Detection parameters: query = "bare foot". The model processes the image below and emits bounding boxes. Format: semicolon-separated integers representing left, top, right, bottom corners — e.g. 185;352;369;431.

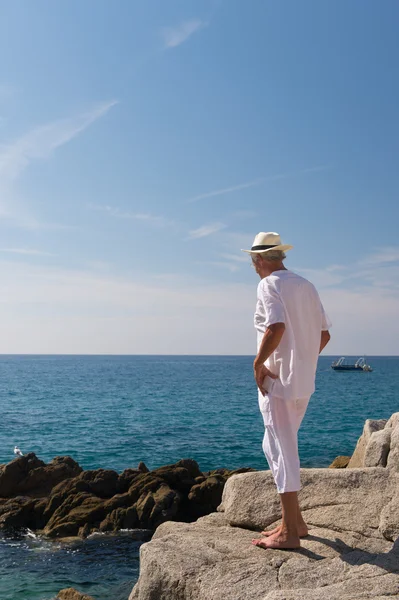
261;524;308;538
251;533;301;550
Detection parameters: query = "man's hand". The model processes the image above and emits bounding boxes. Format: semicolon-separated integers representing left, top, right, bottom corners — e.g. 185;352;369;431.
254;361;278;396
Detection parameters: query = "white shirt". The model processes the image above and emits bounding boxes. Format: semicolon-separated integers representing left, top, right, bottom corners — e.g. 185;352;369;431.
254;269;331;400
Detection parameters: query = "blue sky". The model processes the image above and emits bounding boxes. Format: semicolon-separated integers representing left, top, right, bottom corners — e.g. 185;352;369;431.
0;0;398;354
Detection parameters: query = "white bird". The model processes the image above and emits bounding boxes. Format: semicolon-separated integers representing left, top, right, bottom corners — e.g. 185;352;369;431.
14;446;23;457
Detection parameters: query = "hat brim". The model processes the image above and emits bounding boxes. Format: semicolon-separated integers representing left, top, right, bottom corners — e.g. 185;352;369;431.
241;244;293;255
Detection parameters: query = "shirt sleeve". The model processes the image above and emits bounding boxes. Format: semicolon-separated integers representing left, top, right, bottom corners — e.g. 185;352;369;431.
258;280;286;327
321;302;332;331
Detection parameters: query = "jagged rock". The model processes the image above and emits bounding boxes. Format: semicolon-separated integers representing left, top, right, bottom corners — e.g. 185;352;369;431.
174;458;203;479
79;469;119;498
387;419;399;472
364;429;392;467
130;467;399;600
117;469;142;493
138;462;149;473
57;588;95;600
329;455;350;468
44;493;106;538
0;454;256;539
347;419;387;468
0;454;82;497
188;475;226;518
385;412;399;429
0;454;45;496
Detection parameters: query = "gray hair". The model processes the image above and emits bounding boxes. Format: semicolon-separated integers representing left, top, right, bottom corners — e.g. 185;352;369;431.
254;250;286;262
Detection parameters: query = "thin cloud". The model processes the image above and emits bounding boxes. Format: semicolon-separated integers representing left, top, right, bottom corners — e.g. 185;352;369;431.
0;247;54;256
0;100;118;181
90;203;174;228
162;19;206;48
187;222;226;240
220;252;249;263
186;165;330;203
359;247;399;267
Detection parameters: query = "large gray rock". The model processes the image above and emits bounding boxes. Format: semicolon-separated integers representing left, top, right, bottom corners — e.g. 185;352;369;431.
347;419;387;468
364;428;392;467
130;468;399;600
385;412;399;430
387;419;399;472
219;468;395;538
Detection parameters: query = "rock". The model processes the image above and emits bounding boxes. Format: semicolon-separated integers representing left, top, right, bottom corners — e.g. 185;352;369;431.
44;493;106;538
385;412;399;429
130;467;399;600
0;454;82;497
174;458;203;479
0;454;45;496
129;513;399;600
188;475;226;518
387;418;399;472
117;469;142;493
0;454;258;539
219;468;396;538
138;462;149;473
56;588;95;600
328;455;350;468
79;469;119;498
379;473;399;541
347;419;387;468
364;429;392;467
0;496;36;530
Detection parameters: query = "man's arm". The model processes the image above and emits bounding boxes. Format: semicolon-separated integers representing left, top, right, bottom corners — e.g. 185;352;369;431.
254;323;285;395
320;330;331;354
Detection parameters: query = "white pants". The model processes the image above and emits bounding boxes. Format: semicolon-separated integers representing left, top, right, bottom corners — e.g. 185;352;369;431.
258;391;310;493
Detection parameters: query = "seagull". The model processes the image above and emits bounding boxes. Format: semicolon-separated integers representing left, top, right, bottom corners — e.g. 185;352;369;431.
14;446;23;457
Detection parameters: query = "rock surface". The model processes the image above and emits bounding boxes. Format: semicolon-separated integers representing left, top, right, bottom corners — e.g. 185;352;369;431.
347;419;387;468
328;455;350;468
331;411;399;470
130;467;399;600
0;454;255;538
131;412;399;600
56;588;95;600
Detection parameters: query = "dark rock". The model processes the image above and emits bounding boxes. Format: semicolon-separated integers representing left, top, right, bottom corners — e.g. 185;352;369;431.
78;523;91;539
0;454;45;497
0;454;82;498
151;465;195;494
44;493;106;538
0;453;256;539
100;505;139;532
43;478;92;522
56;588;95;600
329;455;351;468
128;474;165;503
0;496;36;530
79;469;119;498
117;469;142;493
135;483;181;529
188;475;226;518
137;462;149;473
174;458;202;479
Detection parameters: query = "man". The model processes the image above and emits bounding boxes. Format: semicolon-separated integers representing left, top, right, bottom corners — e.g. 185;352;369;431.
242;232;331;550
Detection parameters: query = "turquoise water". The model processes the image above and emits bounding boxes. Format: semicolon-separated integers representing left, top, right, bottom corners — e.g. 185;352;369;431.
0;355;398;599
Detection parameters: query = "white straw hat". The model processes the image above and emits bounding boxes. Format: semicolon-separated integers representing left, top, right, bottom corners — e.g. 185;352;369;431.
241;232;293;255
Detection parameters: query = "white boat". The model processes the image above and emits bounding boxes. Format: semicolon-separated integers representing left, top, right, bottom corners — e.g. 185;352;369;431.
331;357;373;372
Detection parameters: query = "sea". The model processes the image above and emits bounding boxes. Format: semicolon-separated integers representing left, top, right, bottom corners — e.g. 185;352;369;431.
0;354;398;600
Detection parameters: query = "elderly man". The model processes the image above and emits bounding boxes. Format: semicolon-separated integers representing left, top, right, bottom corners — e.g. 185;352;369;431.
242;232;331;550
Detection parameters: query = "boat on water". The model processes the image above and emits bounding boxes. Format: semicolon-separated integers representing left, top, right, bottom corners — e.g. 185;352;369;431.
331;357;373;372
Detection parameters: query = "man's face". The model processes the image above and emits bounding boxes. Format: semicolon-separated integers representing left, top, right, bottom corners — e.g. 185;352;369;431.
251;255;263;277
